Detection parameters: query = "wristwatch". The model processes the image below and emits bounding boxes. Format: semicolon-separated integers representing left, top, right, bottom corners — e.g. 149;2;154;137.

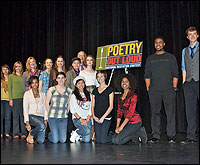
173;87;178;92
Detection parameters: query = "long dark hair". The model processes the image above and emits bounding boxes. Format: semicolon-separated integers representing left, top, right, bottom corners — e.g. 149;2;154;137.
73;79;91;101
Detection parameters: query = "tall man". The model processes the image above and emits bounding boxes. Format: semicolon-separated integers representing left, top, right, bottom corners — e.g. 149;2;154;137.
181;27;199;144
144;36;179;143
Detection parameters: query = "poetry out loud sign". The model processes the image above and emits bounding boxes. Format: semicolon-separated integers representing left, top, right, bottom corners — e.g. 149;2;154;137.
96;40;143;70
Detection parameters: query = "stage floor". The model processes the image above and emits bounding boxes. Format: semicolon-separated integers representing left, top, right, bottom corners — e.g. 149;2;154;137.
1;133;199;164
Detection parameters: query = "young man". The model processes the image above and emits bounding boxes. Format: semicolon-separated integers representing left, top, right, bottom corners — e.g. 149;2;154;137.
180;27;199;144
144;36;179;143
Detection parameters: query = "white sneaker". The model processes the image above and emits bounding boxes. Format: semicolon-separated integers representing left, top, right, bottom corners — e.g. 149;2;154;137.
75;134;81;141
70;130;79;143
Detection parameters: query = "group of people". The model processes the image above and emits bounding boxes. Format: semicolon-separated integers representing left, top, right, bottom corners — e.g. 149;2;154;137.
1;26;199;145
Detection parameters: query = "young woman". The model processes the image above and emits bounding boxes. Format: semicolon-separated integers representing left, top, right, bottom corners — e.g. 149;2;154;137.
79;55;99;93
112;74;147;145
69;76;92;143
79;55;99;140
39;58;53;94
1;64;12;138
22;57;40;92
23;76;48;144
49;55;66;87
8;61;26;139
45;72;72;143
91;71;114;143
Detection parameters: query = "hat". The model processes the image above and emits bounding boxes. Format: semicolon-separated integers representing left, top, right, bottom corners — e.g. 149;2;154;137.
71;57;81;64
73;76;86;85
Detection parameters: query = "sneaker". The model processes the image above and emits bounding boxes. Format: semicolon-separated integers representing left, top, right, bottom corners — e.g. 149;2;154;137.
168;137;176;144
75;134;81;142
138;126;148;143
13;136;19;139
5;134;11;138
21;135;26;139
148;137;159;143
70;130;79;143
180;138;197;144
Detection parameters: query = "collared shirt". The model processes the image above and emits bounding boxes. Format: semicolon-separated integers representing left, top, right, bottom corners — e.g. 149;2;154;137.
181;41;199;70
39;70;50;94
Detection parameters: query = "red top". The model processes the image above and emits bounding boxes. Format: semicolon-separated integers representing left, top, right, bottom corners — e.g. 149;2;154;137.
117;89;141;124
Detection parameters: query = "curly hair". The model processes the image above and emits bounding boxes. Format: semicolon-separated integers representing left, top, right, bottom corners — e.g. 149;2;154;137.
115;73;137;92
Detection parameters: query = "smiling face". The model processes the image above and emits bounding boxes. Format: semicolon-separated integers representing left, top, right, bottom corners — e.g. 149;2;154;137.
77;52;86;64
121;77;130;90
31;78;39;89
15;64;22;74
187;30;199;43
56;57;64;68
56;74;66;85
29;59;36;69
76;80;85;92
2;67;9;76
45;59;53;70
97;73;105;85
154;38;165;52
72;60;80;71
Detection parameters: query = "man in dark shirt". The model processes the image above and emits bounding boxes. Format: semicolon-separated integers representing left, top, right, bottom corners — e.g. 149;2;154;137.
144;36;179;143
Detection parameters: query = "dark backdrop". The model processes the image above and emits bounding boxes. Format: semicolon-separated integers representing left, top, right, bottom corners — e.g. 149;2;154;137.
1;1;199;133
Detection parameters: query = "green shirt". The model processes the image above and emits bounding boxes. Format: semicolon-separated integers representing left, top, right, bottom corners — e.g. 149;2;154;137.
8;74;24;100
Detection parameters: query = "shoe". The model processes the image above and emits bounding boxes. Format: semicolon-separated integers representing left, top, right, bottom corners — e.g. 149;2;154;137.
148;137;159;143
70;129;79;143
180;138;197;144
168;137;176;144
21;135;26;139
138;126;147;143
75;134;81;142
5;134;11;138
26;133;34;144
13;136;19;139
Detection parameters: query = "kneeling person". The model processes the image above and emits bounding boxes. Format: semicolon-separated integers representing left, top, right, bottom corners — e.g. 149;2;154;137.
69;76;92;143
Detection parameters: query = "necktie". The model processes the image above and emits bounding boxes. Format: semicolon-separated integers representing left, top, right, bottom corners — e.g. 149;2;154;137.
190;46;196;59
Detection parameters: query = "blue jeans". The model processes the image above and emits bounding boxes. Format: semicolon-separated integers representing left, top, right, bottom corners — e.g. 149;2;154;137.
48;117;68;143
12;98;27;136
73;118;92;143
1;100;12;135
94;119;112;143
112;122;142;145
29;115;46;144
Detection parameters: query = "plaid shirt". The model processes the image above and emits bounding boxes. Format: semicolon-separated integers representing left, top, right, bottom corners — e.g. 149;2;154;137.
39;70;50;94
48;86;72;118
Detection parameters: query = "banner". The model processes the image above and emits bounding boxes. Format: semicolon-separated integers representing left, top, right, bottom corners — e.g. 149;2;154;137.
96;40;143;70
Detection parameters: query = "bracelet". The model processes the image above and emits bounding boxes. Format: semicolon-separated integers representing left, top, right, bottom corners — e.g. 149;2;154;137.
78;117;81;120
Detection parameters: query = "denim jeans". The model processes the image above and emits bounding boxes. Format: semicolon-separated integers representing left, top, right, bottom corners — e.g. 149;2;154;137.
29;115;46;144
48;117;68;143
112;122;142;145
1;100;12;135
13;98;27;136
94;119;112;143
73;118;92;143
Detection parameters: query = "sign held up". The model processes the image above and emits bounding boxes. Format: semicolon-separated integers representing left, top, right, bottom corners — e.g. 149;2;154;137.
96;40;143;70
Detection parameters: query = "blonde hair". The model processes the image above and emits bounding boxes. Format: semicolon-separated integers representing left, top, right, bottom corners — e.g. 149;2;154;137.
12;61;23;76
26;56;37;71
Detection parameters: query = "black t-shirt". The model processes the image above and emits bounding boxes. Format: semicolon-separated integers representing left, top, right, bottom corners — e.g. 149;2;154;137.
144;52;179;90
92;86;113;119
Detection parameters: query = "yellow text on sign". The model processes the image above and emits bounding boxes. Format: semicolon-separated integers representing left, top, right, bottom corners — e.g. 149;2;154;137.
107;42;142;56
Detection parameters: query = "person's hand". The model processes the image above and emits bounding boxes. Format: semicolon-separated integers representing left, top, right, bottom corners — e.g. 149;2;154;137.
9;100;13;107
99;117;105;123
26;123;31;132
80;119;87;126
44;120;48;129
93;116;100;123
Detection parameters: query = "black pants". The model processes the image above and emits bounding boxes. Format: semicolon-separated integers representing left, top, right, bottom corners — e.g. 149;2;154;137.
148;88;176;139
183;79;199;141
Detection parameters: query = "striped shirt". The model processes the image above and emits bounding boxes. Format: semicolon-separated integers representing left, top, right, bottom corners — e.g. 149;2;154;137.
39;70;50;94
48;86;72;118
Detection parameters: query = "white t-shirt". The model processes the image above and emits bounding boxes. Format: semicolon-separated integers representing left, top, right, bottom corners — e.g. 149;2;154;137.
69;92;92;120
